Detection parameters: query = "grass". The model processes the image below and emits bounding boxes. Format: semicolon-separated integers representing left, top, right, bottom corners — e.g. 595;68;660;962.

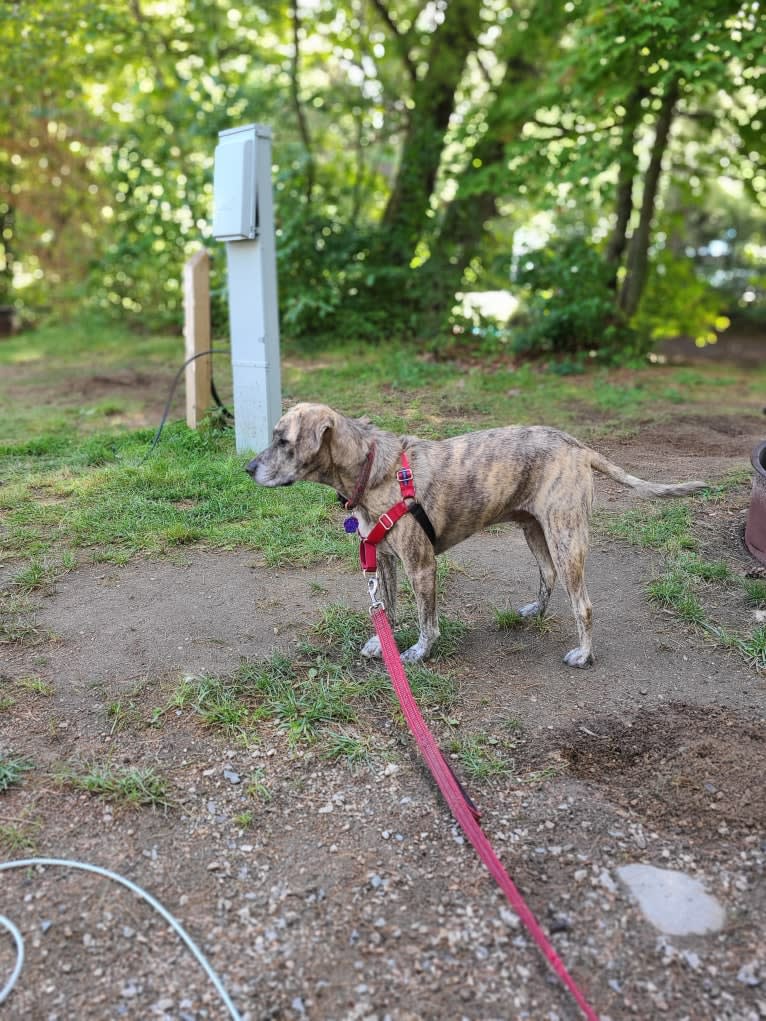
449;734;515;781
166;621;459;752
2;316;763;577
598;502;697;551
57;762;171;808
606;488;766;673
743;578;766;608
15;675;54;696
494;608;525;630
0;819;40;855
245;767;271;801
0;755;33;793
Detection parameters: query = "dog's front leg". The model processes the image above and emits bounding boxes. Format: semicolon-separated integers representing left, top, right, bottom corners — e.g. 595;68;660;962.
401;557;440;663
360;551;397;660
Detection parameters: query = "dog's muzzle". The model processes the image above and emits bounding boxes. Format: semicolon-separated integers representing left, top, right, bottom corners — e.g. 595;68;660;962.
244;456;293;486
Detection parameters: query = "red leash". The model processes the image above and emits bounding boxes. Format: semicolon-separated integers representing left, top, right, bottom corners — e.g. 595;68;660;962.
369;600;600;1021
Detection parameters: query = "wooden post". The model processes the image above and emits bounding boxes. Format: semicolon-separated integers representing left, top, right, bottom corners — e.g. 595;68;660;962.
183;249;212;429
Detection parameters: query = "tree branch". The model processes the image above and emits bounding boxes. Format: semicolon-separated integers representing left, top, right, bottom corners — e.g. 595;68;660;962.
368;0;417;81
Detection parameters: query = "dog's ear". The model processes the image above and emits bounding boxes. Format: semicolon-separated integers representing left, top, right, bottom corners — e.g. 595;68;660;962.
310;409;336;452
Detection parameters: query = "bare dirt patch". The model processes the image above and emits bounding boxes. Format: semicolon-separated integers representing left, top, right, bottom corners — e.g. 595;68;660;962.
559;704;766;836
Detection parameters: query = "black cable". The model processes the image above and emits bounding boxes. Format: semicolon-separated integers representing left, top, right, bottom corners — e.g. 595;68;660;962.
141;348;230;462
211;376;234;420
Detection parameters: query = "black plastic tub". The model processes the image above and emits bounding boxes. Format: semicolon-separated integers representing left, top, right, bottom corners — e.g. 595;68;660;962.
745;441;766;567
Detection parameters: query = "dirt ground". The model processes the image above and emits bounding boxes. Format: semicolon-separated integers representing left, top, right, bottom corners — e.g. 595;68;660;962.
1;347;766;1021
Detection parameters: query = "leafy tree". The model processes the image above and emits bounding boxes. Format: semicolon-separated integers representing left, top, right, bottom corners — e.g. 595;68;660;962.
2;0;764;355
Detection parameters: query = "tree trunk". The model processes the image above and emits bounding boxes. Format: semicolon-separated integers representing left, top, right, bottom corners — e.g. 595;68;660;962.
618;78;680;318
413;3;568;328
376;0;483;266
605;86;646;284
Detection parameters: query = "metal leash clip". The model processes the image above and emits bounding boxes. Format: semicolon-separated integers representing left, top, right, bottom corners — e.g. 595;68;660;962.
366;574;385;613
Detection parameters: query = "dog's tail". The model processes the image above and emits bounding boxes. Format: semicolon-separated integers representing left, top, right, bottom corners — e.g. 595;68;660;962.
589;452;706;498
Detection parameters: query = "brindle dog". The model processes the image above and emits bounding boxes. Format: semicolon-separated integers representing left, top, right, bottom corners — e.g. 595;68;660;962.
246;403;705;667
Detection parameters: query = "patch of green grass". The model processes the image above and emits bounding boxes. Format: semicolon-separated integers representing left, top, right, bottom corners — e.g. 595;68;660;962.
0;820;40;855
743;578;766;608
57;762;171;808
170;673;254;739
247;655;358;745
245;768;271;801
394;614;469;660
15;675;54;696
0;755;33;793
648;569;707;625
602;487;765;674
599;503;696;551
322;732;376;766
449;732;516;781
106;700;141;734
234;810;255;828
704;624;766;672
313;605;371;663
494;608;525;630
0;590;46;645
397;663;457;709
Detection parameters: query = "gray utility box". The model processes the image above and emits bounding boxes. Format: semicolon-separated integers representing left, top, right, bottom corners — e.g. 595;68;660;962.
212;124;282;454
212;126;258;241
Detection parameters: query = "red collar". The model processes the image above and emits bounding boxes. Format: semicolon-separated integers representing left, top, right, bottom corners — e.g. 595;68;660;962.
342;442;376;510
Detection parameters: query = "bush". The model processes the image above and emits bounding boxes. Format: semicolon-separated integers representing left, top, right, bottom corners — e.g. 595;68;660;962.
511;236;641;364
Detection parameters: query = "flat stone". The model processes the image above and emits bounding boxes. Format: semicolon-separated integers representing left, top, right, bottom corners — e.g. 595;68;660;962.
616;863;725;936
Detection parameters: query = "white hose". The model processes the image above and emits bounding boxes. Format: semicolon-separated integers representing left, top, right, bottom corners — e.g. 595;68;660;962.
0;858;242;1019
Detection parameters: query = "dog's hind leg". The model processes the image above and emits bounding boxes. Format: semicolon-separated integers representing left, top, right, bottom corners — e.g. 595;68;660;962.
542;513;594;668
361;552;397;660
518;518;556;618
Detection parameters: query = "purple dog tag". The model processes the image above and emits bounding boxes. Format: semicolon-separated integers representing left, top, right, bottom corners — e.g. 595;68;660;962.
344;516;359;534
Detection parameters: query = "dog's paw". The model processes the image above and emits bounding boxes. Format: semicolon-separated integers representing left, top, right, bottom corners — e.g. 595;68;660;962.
563;646;594;668
518;601;542;618
401;643;428;664
361;635;383;659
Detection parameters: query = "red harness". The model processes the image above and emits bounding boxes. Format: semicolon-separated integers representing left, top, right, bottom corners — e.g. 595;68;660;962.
359;452;418;573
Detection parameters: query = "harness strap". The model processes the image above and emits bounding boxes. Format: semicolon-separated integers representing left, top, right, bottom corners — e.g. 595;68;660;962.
359;451;436;572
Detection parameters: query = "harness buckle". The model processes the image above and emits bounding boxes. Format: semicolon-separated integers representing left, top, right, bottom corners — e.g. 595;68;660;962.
379;512;395;531
396;467;413;485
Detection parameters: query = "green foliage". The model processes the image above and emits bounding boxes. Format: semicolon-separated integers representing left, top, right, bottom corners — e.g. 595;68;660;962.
511;237;642;362
57;762;171;808
0;755;33;793
2;1;762;340
633;249;730;348
743;579;766;608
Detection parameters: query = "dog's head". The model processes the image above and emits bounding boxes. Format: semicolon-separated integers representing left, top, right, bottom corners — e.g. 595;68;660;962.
245;403;338;487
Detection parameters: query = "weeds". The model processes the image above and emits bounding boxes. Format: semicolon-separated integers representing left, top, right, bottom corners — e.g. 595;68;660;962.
0;819;40;855
323;732;376;766
449;732;517;781
57;763;171;808
245;768;271;801
0;755;33;793
15;675;54;696
494;609;525;630
743;578;766;608
605;495;765;673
